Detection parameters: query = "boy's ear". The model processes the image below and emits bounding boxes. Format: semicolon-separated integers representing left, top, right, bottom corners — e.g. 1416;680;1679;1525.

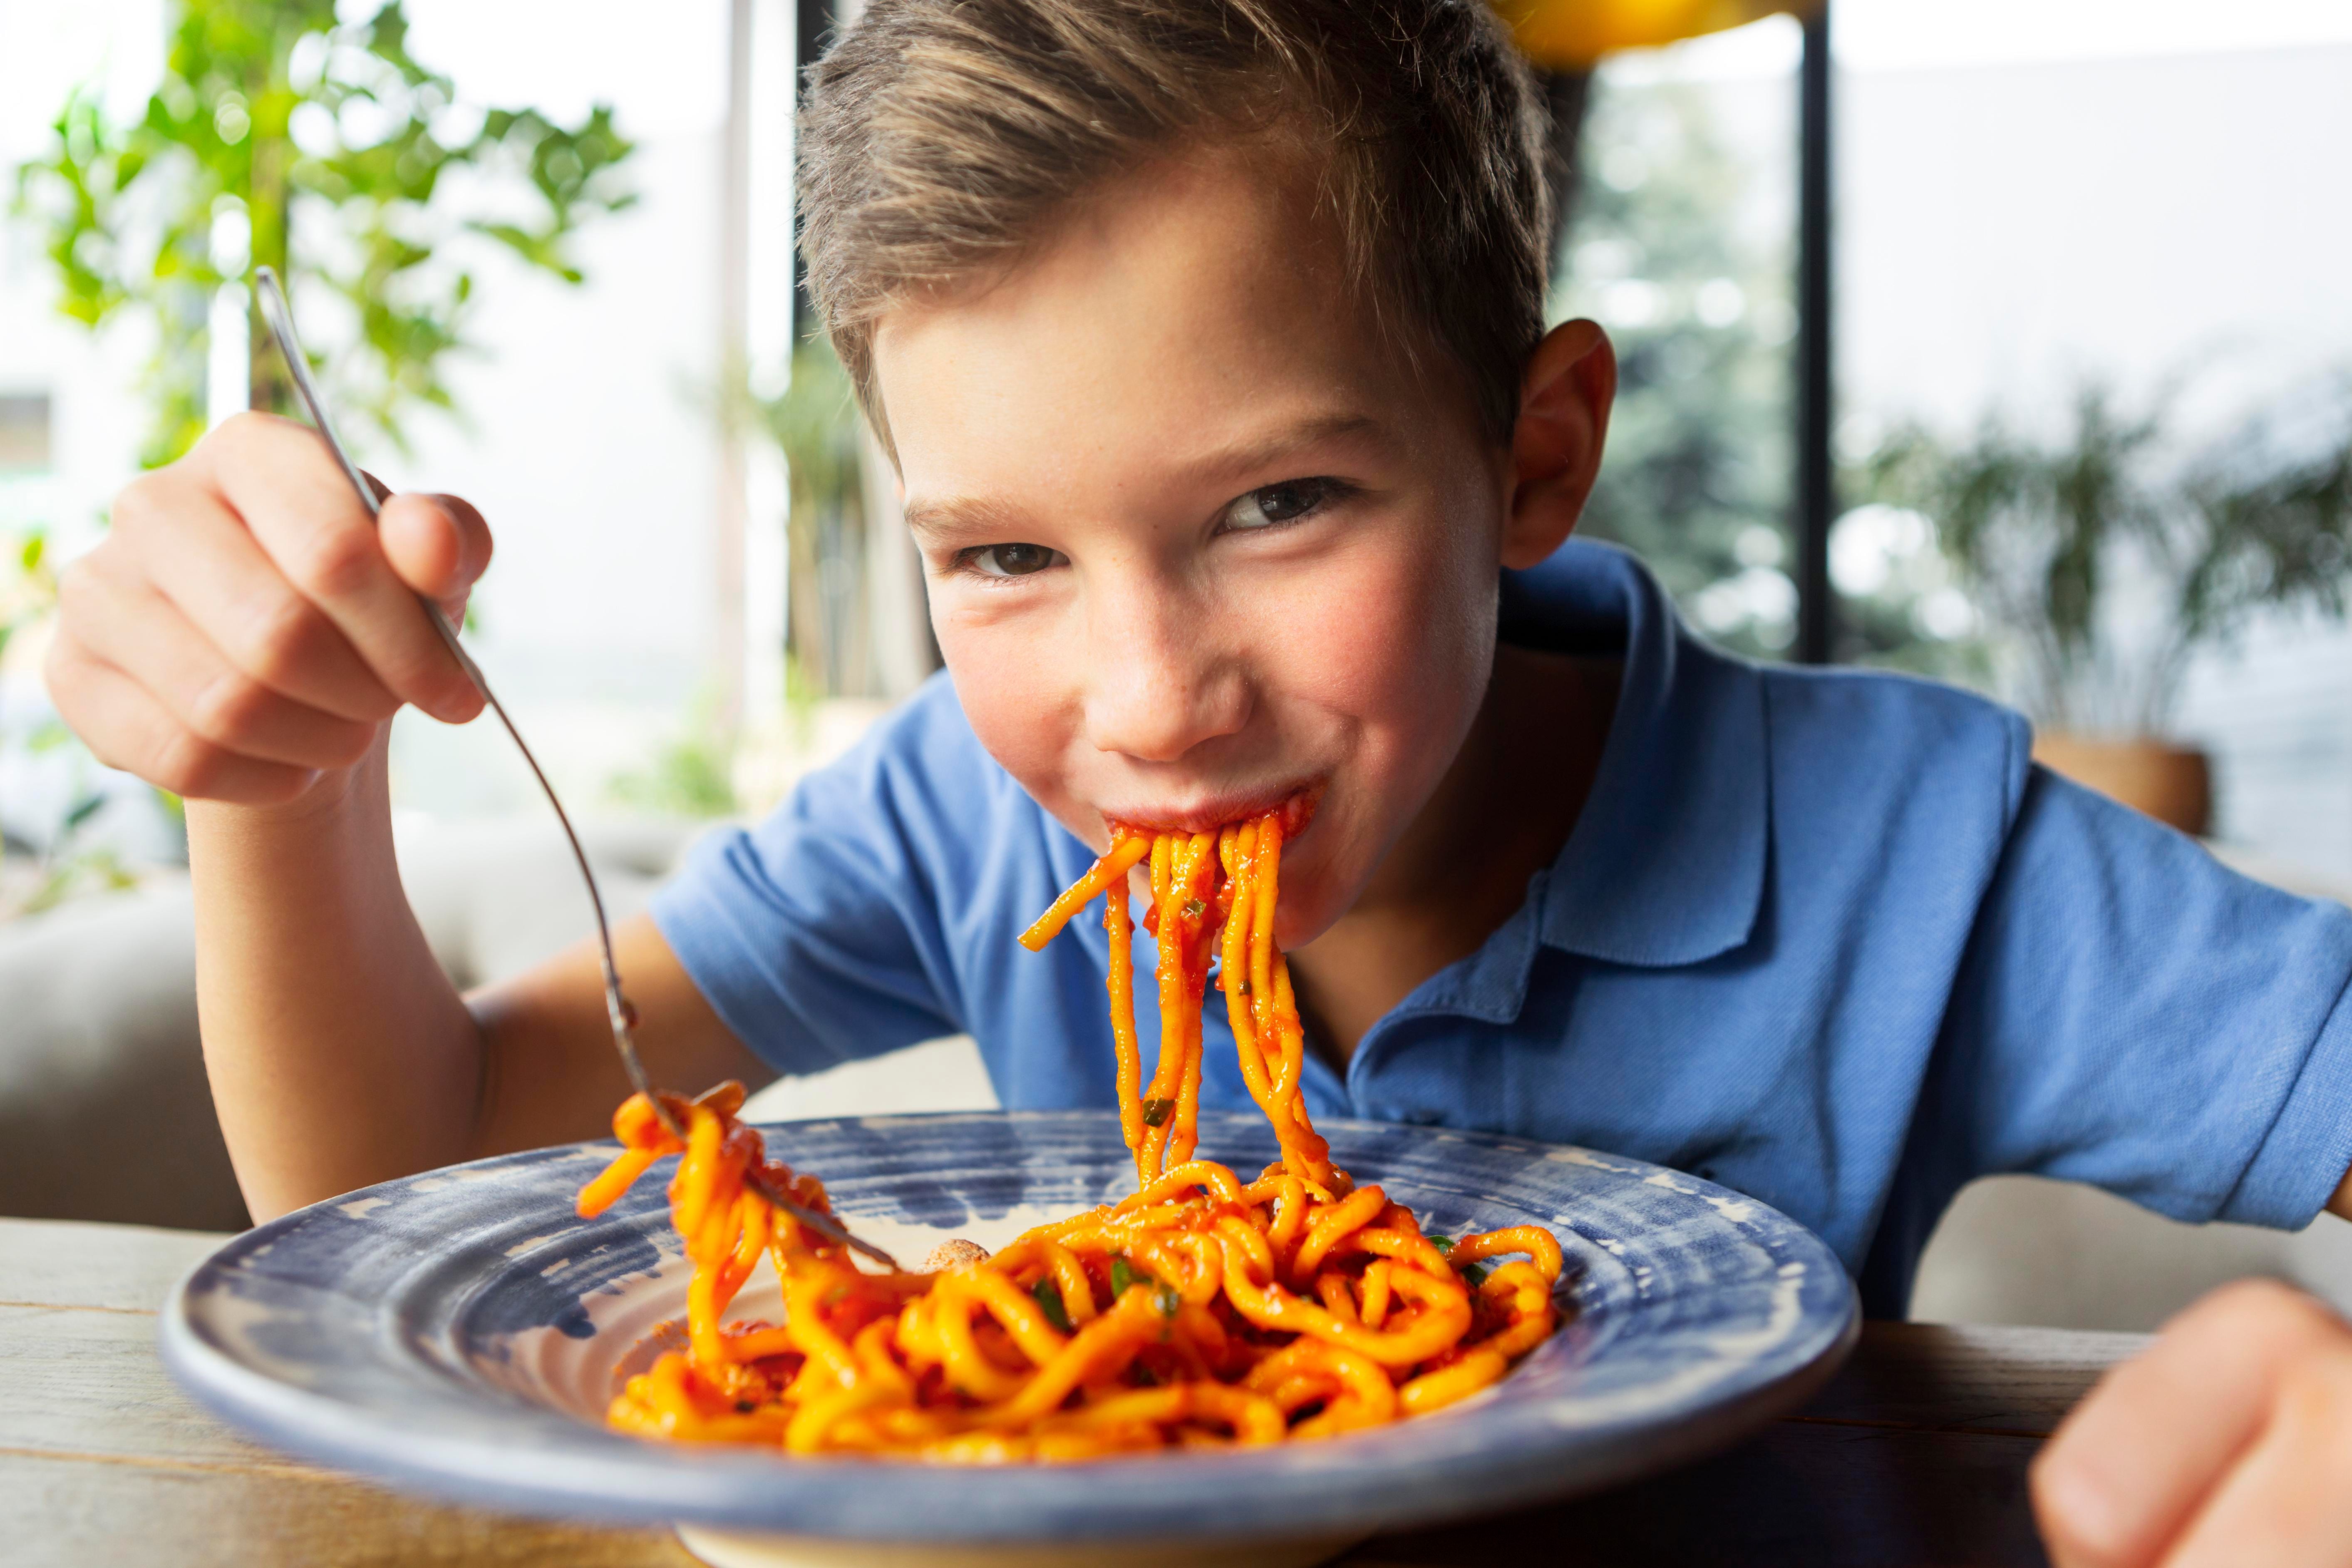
1503;319;1617;570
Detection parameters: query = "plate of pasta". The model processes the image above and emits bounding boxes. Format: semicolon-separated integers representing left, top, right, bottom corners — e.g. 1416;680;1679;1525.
161;810;1855;1565
161;1107;1854;1564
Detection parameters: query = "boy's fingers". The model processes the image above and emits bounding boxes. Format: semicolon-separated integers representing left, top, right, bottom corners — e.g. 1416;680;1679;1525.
58;553;379;772
2163;1345;2352;1568
2033;1280;2345;1568
109;474;398;726
194;415;477;723
374;492;486;725
378;491;494;622
44;633;320;806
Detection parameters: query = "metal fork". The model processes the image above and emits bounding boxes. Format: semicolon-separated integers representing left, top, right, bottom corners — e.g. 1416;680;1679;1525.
251;266;899;1271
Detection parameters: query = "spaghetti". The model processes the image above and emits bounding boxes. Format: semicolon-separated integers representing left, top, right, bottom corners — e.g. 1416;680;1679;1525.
579;804;1563;1460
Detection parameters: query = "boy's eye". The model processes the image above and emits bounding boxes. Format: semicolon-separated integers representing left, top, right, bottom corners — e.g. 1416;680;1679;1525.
963;542;1063;578
1223;477;1342;533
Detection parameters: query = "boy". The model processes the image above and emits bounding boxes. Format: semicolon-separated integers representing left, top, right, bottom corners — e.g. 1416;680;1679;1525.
42;0;2352;1558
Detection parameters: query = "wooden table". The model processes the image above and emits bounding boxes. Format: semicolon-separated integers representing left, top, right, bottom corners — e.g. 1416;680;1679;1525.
5;1217;2141;1568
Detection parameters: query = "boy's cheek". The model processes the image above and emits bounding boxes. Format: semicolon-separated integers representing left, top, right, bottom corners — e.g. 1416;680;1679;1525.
934;607;1131;850
1265;521;1494;723
938;622;1077;793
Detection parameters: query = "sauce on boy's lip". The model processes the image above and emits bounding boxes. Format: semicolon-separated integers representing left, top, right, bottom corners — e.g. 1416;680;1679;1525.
1102;779;1325;840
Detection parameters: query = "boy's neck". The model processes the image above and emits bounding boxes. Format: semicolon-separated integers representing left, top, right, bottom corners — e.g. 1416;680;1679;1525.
1286;642;1621;1069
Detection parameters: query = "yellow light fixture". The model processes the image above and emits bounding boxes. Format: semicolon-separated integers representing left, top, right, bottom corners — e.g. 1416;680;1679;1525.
1493;0;1822;69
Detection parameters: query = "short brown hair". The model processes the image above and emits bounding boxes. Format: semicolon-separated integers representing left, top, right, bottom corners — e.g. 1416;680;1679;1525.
798;0;1550;447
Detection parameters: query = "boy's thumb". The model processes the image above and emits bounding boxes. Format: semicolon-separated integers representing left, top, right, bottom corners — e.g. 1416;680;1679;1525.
380;491;495;621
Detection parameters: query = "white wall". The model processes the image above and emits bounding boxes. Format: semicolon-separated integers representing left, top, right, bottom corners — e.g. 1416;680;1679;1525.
1838;44;2352;448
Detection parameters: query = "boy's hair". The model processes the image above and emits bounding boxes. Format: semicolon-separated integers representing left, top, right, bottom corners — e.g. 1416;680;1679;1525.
799;0;1551;449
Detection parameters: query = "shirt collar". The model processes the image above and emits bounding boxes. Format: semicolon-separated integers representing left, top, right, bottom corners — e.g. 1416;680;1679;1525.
1502;540;1769;969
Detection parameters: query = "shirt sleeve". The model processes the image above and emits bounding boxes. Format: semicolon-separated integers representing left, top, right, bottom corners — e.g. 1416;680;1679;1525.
646;686;976;1078
1937;763;2352;1229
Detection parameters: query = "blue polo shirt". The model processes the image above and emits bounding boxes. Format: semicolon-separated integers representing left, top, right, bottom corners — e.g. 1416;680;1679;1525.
650;540;2352;1315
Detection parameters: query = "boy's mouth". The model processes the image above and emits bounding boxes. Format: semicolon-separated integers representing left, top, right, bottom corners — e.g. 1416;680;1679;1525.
1104;778;1325;840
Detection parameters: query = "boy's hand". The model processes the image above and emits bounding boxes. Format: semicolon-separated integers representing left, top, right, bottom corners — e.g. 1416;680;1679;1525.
45;412;490;807
2033;1278;2352;1567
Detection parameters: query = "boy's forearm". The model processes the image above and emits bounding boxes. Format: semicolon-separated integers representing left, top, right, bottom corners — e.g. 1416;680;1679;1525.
186;734;486;1221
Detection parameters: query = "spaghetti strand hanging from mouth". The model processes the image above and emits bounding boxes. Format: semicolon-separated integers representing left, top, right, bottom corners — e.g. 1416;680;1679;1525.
576;799;1562;1461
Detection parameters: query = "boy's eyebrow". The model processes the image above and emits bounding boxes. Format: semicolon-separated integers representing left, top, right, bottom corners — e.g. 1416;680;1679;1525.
903;494;1034;546
1176;412;1386;489
901;412;1389;545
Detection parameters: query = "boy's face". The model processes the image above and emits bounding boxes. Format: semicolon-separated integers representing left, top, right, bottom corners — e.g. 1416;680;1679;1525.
872;145;1521;946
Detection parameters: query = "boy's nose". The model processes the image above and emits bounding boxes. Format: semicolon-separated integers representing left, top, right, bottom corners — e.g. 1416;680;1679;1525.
1081;587;1251;764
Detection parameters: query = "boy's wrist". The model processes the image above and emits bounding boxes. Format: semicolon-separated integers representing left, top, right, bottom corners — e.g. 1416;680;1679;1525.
183;725;392;841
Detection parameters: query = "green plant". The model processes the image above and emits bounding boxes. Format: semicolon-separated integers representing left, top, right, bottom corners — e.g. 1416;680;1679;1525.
12;0;635;466
1865;382;2352;733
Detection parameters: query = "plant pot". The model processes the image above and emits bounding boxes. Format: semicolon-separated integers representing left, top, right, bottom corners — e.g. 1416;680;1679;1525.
2030;732;2212;836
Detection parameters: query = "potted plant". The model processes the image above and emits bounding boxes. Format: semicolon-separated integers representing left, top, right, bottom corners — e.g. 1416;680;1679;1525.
1864;381;2352;834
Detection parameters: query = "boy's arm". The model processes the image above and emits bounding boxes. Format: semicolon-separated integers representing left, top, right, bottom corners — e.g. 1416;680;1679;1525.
50;414;767;1221
186;754;760;1221
1926;763;2352;1237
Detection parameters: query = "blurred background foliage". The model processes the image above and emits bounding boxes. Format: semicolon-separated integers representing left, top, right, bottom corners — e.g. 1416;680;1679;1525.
1864;381;2352;734
1555;79;1803;663
11;0;635;466
1556;72;1989;684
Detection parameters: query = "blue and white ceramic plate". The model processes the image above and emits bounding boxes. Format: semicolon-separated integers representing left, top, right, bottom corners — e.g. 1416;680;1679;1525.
162;1111;1856;1550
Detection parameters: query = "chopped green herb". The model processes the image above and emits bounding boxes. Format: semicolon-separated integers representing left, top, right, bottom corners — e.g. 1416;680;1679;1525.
1424;1231;1456;1255
1154;1283;1181;1318
1110;1255;1144;1297
1031;1277;1072;1332
1461;1262;1491;1288
1182;897;1205;919
1141;1097;1174;1128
